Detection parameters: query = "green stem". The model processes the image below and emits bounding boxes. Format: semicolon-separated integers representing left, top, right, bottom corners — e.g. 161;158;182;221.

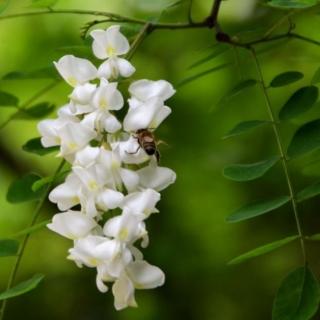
0;160;65;320
250;47;307;263
0;81;60;131
126;22;152;60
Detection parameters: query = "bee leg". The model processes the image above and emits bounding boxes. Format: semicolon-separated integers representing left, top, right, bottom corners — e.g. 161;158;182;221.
157;140;169;147
125;146;141;155
155;150;161;163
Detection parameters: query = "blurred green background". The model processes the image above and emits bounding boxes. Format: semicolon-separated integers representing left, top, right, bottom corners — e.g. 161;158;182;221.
1;0;320;319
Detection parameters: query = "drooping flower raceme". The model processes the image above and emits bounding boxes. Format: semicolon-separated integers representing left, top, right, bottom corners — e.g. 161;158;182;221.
39;25;176;310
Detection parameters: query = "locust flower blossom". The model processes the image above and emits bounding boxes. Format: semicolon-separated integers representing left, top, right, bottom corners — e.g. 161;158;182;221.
38;25;176;310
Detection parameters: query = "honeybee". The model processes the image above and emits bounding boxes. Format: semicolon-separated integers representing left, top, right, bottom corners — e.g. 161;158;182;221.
128;129;160;163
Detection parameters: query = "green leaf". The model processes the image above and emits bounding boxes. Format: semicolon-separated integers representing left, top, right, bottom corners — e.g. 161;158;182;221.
228;235;298;265
15;102;55;119
270;71;304;87
279;86;318;121
6;173;45;203
0;274;45;301
178;63;231;87
3;67;58;80
22;137;59;156
226;195;290;223
219;79;258;103
0;91;19;107
223;120;269;139
267;0;318;9
32;170;68;192
0;239;19;257
12;220;50;238
188;44;229;70
306;233;320;241
272;266;320;320
311;67;320;85
296;181;320;202
223;156;279;182
287;120;320;158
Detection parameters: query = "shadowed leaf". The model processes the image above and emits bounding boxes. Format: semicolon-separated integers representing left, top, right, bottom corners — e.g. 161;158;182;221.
0;91;19;107
0;274;45;300
3;67;58;80
0;239;19;257
22;137;59;156
272;266;320;320
279;86;318;120
311;67;320;84
223;156;279;181
178;63;231;87
226;196;290;223
223;120;269;139
188;44;229;70
228;235;298;265
15;102;55;119
296;181;320;202
12;221;50;238
287;120;320;158
270;71;304;87
32;170;69;192
6;173;45;203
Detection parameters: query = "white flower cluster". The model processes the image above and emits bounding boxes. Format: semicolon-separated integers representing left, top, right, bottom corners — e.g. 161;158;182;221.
38;25;176;310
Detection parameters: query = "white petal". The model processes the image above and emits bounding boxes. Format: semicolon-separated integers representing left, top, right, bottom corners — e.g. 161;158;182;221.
74;146;100;167
129;79;175;102
151;105;172;128
54;55;97;87
137;165;176;191
48;174;80;210
122;189;160;217
97;59;114;79
126;261;165;289
37;119;60;147
47;210;96;240
69;83;96;104
96;189;124;211
117;58;136;78
123;98;163;132
106;25;130;56
112;273;137;310
103;113;122;133
120;168;139;192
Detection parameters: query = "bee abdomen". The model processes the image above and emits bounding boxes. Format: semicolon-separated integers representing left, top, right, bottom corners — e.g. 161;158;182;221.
144;143;156;155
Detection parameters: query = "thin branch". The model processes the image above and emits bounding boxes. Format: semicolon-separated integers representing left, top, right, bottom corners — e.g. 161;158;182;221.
0;160;66;320
250;47;307;264
0;9;208;30
207;0;222;28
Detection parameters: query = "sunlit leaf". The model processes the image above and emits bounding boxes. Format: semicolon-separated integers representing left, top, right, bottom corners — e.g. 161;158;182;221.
0;274;45;300
226;196;290;223
228;235;298;265
267;0;318;9
296;181;320;202
279;86;318;121
272;266;320;320
287;120;320;158
12;220;50;238
311;67;320;85
0;239;19;257
223;120;269;139
22;137;59;156
219;79;258;103
15;102;55;119
223;156;279;182
188;44;229;70
6;173;45;203
0;91;19;107
3;67;58;80
178;63;231;87
270;71;304;87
